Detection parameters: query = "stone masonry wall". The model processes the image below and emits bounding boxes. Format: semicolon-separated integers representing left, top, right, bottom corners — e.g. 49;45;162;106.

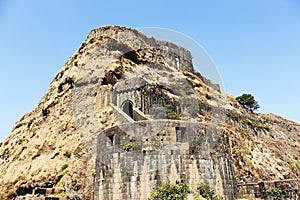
94;120;237;200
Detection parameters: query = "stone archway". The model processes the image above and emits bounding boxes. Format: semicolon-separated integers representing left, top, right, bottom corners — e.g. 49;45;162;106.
122;100;133;119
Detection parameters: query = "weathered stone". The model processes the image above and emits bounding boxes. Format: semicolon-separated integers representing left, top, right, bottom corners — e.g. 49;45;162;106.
94;120;237;199
0;25;299;200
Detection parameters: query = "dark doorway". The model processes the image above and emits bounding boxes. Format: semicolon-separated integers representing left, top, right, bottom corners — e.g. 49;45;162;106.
122;101;133;119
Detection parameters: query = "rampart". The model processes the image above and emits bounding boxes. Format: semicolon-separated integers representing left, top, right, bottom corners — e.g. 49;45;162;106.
94;120;237;200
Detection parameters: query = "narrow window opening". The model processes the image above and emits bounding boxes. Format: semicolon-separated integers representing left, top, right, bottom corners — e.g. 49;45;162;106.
108;135;114;145
176;127;187;142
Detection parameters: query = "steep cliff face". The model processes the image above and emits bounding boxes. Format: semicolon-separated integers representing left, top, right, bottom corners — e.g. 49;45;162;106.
0;26;299;199
224;95;300;183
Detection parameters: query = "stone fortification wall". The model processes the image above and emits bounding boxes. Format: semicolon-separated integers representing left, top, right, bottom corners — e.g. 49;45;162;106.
94;120;237;200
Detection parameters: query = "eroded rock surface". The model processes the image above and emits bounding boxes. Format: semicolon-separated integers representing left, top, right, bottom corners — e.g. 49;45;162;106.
0;26;299;199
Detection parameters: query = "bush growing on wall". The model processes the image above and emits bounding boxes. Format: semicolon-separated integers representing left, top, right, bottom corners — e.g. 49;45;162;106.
122;141;135;151
196;183;223;200
268;188;282;200
149;181;189;200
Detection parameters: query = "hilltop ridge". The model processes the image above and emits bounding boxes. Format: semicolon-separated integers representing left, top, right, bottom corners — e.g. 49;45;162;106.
0;26;299;199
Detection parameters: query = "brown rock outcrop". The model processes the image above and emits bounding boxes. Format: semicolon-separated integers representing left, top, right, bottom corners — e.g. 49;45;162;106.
0;26;299;199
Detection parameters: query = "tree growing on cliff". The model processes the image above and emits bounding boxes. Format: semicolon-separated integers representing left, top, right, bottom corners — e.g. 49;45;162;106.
236;93;260;112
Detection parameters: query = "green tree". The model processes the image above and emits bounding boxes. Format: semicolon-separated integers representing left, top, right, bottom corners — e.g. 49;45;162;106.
149;181;189;200
236;93;260;112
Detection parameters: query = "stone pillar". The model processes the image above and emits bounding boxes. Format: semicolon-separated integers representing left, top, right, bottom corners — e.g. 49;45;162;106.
141;91;145;113
116;92;120;106
108;85;112;105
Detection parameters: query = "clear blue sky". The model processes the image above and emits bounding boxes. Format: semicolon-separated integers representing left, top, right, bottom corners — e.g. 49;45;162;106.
0;0;299;141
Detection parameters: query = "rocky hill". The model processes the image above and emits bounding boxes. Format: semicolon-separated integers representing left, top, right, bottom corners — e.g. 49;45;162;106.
0;26;299;199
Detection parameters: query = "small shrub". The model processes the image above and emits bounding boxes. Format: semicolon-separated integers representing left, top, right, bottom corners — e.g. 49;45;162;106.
61;164;69;172
197;183;215;199
291;160;300;171
7;190;16;198
122;142;135;152
17;138;24;145
29;131;36;138
53;192;67;197
212;196;223;200
150;180;189;200
193;195;204;200
256;123;270;131
62;169;69;176
268;188;282;200
198;100;205;113
196;183;223;200
166;109;181;120
226;111;241;121
91;170;97;177
63;150;72;158
242;118;270;131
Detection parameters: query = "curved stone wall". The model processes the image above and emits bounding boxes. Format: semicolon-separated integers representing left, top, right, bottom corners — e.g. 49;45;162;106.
94;120;237;200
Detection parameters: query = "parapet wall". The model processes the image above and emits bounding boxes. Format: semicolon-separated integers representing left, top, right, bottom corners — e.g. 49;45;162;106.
94;120;237;200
